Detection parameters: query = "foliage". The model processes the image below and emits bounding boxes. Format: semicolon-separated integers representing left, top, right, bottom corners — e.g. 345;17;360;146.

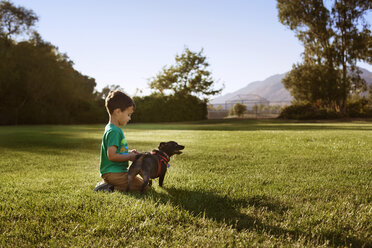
368;84;372;107
207;104;223;111
277;0;371;113
95;84;125;100
282;63;341;109
149;48;223;99
1;122;371;247
279;102;341;119
0;0;38;41
229;103;247;117
346;97;372;117
0;2;211;124
279;100;372;119
0;35;107;125
0;1;108;125
132;93;207;122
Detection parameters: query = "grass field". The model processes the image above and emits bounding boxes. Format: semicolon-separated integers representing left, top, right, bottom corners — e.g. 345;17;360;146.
0;119;371;247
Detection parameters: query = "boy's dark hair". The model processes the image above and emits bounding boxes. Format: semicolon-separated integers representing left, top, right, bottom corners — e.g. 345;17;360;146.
105;90;135;114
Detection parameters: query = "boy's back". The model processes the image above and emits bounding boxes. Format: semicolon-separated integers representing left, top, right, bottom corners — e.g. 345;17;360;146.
100;123;129;175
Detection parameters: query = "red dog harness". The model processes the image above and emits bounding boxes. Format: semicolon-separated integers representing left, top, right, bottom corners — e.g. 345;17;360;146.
152;150;170;177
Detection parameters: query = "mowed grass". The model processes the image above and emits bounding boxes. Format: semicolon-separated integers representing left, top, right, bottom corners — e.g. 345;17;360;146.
0;119;371;247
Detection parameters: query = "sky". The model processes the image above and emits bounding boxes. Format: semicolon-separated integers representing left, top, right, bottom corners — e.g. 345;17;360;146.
13;0;372;97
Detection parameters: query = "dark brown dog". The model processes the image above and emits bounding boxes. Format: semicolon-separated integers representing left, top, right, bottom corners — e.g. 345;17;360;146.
126;141;184;193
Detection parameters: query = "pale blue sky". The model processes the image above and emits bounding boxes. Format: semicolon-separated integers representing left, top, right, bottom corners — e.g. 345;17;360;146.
14;0;372;97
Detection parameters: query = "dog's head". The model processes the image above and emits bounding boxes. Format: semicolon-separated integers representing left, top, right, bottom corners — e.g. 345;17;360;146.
158;141;185;157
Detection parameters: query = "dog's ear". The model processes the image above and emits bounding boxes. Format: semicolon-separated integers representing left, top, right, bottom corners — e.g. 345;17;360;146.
158;142;166;149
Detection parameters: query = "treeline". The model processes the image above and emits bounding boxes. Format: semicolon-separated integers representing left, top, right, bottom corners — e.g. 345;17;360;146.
0;36;108;125
0;1;214;125
133;94;207;122
0;1;108;125
0;35;209;125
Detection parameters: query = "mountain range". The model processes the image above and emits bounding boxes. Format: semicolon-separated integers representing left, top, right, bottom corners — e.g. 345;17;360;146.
210;67;372;105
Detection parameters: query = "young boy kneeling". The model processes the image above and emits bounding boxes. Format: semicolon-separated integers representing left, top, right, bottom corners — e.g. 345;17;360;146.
96;90;149;193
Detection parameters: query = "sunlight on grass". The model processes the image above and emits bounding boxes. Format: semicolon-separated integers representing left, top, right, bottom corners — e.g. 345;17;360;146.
0;120;371;247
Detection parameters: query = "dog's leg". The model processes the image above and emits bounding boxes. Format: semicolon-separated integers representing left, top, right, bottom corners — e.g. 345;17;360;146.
127;157;144;192
159;172;166;187
126;166;139;192
141;173;150;194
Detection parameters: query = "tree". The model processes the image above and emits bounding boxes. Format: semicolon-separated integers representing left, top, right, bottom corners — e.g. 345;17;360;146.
0;1;106;125
277;0;371;113
0;0;38;41
96;84;125;100
332;0;371;111
282;63;341;109
149;48;223;99
230;103;247;117
368;84;372;107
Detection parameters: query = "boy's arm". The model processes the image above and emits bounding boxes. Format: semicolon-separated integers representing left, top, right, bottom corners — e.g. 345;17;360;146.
107;145;136;162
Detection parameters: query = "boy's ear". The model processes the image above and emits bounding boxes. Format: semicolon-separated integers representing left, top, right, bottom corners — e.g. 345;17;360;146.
112;108;121;115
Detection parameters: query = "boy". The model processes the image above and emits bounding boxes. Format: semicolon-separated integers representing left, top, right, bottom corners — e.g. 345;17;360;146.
95;90;148;193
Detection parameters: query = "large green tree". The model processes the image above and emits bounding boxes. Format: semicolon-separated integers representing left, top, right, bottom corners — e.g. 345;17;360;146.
0;1;106;124
277;0;371;113
282;63;341;109
0;35;101;124
149;48;223;99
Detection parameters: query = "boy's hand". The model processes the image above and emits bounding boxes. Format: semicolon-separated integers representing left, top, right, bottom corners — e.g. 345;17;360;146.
129;152;138;161
130;149;139;154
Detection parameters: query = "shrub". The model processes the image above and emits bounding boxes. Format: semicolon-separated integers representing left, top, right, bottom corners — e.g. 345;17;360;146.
132;94;207;122
346;98;372;118
279;103;341;120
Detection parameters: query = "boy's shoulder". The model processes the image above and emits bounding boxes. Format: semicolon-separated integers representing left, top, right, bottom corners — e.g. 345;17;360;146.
105;123;119;131
104;124;123;136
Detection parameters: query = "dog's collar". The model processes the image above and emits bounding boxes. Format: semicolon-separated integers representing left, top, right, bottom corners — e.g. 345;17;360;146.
152;150;170;177
152;150;170;162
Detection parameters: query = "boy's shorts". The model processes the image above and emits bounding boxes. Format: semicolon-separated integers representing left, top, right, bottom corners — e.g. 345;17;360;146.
102;172;149;192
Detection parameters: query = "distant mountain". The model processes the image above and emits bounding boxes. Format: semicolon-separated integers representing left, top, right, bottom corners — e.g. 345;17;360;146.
361;67;372;85
210;73;290;104
210;67;372;105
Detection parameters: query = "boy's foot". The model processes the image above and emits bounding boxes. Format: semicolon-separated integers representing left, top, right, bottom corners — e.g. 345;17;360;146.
93;181;114;192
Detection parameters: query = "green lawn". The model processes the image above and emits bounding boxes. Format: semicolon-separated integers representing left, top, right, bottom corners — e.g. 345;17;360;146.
0;120;371;247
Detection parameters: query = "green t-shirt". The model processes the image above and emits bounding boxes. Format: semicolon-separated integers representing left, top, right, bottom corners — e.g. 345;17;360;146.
100;123;129;175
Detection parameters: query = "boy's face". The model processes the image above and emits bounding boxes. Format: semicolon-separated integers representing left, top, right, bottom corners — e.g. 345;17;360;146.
118;106;134;126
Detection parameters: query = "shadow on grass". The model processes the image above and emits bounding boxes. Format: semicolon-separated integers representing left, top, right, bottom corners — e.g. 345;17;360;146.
157;187;289;230
129;186;365;247
0;125;167;154
0;129;100;154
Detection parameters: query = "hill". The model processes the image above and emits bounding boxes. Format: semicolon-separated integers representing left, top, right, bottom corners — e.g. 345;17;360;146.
211;67;372;105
